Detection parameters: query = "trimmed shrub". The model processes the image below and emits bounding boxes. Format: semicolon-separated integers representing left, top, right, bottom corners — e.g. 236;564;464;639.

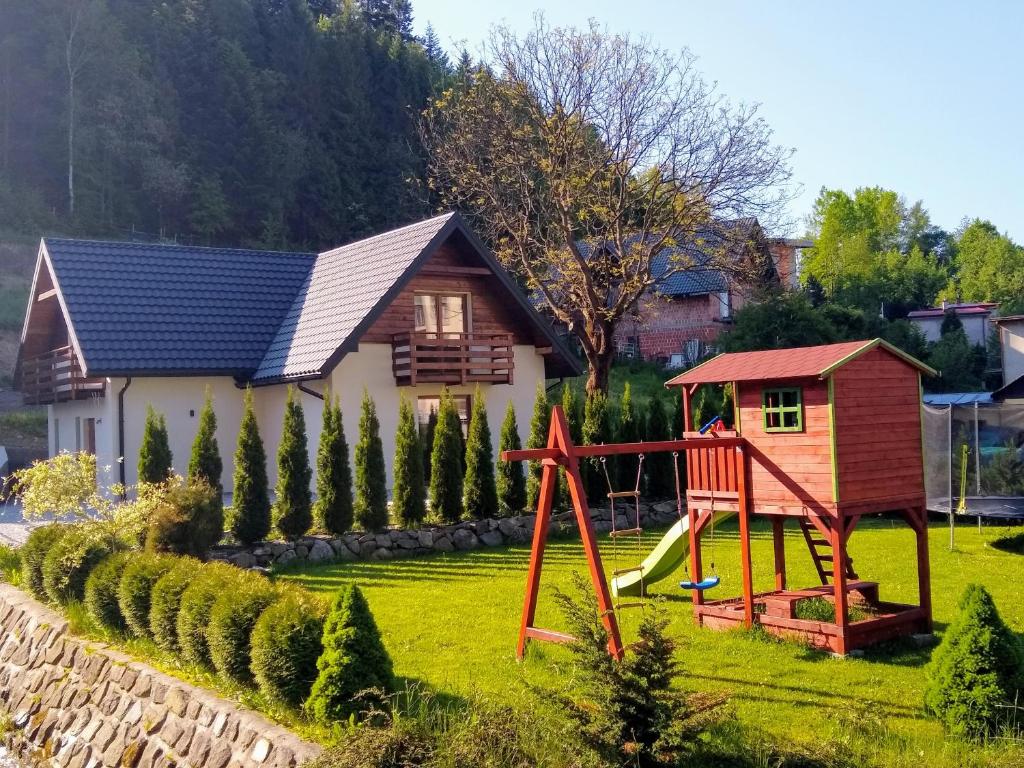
615;382;640;489
208;570;278;685
392;395;425;528
644;394;675;498
146;480;223;558
118;552;178;638
21;523;70;600
420;405;437;486
177;561;239;667
464;388;497;520
84;552;132;631
232;386;271;545
924;584;1024;740
316;395;354;536
306;584;395;723
581;390;611;503
138;405;173;484
150;557;201;653
275;386;313;540
354;389;388;532
187;388;223;496
251;590;328;708
429;388;464;523
526;381;549;509
497;400;526;516
42;527;117;605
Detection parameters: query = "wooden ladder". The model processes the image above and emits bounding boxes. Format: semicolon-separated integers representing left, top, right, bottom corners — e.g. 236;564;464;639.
798;519;857;585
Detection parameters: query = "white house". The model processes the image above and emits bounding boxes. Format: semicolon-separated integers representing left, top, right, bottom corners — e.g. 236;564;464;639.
992;315;1024;402
906;301;998;347
14;213;580;493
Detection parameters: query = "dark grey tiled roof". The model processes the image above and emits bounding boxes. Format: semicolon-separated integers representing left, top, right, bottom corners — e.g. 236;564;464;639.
44;239;315;374
252;213;455;381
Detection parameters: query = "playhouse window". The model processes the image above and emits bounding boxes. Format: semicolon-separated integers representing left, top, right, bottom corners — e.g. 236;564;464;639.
762;387;803;432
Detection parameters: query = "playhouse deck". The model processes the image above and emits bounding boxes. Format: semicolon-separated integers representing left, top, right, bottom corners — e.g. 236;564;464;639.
694;581;931;653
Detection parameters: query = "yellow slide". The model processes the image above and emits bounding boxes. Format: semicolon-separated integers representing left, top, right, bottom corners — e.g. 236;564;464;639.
610;511;736;597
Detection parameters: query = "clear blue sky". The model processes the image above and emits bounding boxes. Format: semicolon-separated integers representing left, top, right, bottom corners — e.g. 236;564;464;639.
412;1;1023;240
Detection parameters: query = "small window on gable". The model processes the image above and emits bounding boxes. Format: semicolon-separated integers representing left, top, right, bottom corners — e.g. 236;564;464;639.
762;387;803;432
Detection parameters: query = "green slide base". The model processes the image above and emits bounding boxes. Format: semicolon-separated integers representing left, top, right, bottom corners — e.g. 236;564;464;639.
610;511;737;598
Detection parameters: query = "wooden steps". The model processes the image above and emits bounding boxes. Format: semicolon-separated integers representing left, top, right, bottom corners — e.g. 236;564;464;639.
798;519;857;585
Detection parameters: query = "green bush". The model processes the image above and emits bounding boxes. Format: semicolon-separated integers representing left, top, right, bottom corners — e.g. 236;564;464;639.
118;552;178;638
187;388;223;495
615;383;640;489
41;527;117;605
274;385;313;540
497;400;526;517
84;552;132;631
316;394;354;536
354;389;388;532
251;590;328;708
232;386;271;545
207;570;278;685
21;523;70;600
150;557;201;653
307;584;395;723
429;388;464;524
138;405;173;484
0;544;20;585
391;394;425;528
525;381;549;509
924;583;1024;740
463;388;497;520
643;394;675;498
146;480;223;558
581;390;611;503
177;561;239;667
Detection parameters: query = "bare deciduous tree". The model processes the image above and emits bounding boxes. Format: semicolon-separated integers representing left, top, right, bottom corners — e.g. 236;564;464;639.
423;16;794;393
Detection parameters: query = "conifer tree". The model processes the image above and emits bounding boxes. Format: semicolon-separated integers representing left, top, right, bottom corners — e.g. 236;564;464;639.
316;394;354;535
392;395;425;527
497;400;526;516
671;390;686;438
582;390;611;503
138;405;173;484
526;381;549;509
275;386;313;540
420;406;437;485
429;388;464;523
233;386;271;545
644;394;677;498
558;383;583;509
464;388;497;519
615;383;640;489
188;389;222;498
354;389;388;531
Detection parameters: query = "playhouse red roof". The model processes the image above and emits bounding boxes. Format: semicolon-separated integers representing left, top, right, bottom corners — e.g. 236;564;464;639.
665;339;935;387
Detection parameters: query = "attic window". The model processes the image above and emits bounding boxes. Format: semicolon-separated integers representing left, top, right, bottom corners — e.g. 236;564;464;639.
762;387;803;432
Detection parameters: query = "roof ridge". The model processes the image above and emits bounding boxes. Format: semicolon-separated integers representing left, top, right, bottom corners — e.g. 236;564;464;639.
318;212;456;257
43;237;316;258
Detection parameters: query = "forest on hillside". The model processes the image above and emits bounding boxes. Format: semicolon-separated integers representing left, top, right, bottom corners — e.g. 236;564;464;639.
0;0;457;250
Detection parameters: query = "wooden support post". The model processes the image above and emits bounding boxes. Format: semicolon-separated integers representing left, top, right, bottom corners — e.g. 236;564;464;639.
517;455;557;660
687;503;705;608
914;506;933;632
772;518;786;591
681;387;692;434
735;444;754;627
831;517;850;654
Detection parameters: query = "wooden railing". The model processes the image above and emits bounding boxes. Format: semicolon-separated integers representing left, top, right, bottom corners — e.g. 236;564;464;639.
392;332;514;386
18;346;104;405
683;432;746;511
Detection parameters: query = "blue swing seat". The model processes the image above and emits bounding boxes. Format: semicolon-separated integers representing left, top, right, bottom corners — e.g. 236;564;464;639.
679;575;720;591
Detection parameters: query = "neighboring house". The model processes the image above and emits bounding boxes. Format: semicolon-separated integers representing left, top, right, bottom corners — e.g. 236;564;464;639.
992;314;1024;402
907;301;998;347
610;222;809;367
14;213;580;493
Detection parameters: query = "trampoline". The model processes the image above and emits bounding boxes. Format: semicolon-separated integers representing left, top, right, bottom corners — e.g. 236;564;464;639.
928;496;1024;521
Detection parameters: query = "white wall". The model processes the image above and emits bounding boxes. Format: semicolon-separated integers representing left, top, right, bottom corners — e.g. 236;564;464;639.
1000;320;1024;387
913;314;991;347
50;385;118;488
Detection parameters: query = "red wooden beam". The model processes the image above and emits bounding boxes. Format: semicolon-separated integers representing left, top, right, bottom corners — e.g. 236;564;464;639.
735;444;755;628
502;437;745;463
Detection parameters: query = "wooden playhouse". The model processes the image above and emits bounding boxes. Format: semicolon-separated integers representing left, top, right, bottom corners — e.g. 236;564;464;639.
665;338;936;654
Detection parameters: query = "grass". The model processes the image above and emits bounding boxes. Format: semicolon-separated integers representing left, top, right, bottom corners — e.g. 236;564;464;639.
280;517;1024;767
0;279;29;333
0;408;47;439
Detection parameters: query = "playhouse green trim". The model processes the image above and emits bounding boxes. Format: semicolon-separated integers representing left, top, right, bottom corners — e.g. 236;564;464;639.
762;387;803;433
827;376;840;503
733;381;742;433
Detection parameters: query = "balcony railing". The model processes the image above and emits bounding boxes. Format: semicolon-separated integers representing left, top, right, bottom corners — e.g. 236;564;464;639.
18;345;105;405
392;332;514;386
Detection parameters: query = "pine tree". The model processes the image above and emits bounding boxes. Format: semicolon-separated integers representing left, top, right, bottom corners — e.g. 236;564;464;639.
615;383;640;490
924;584;1024;740
233;386;271;545
275;386;313;540
497;401;526;516
138;405;172;484
420;406;437;485
187;389;222;497
392;395;425;527
429;388;464;523
526;381;549;509
354;389;388;531
582;390;611;503
316;394;354;535
644;394;677;498
464;388;497;519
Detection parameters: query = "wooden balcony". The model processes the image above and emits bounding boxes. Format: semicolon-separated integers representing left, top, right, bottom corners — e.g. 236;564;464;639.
392;332;514;386
18;345;104;405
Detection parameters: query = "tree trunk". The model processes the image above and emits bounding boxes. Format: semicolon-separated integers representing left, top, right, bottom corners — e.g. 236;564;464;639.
584;347;614;395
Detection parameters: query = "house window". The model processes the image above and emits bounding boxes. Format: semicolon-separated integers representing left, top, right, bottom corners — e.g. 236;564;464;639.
762;387;803;432
414;294;467;338
417;395;471;434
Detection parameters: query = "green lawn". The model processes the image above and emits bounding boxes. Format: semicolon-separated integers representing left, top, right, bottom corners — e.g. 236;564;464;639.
280;518;1024;766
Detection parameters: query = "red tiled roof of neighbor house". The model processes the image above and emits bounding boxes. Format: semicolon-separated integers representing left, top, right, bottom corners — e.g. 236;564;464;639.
665;339;934;386
906;302;998;319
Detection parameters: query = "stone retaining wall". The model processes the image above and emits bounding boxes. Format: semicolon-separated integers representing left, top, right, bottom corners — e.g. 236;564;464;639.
0;584;320;768
212;501;682;570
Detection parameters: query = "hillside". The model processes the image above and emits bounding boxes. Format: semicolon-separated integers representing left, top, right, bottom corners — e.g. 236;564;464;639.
0;240;35;384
